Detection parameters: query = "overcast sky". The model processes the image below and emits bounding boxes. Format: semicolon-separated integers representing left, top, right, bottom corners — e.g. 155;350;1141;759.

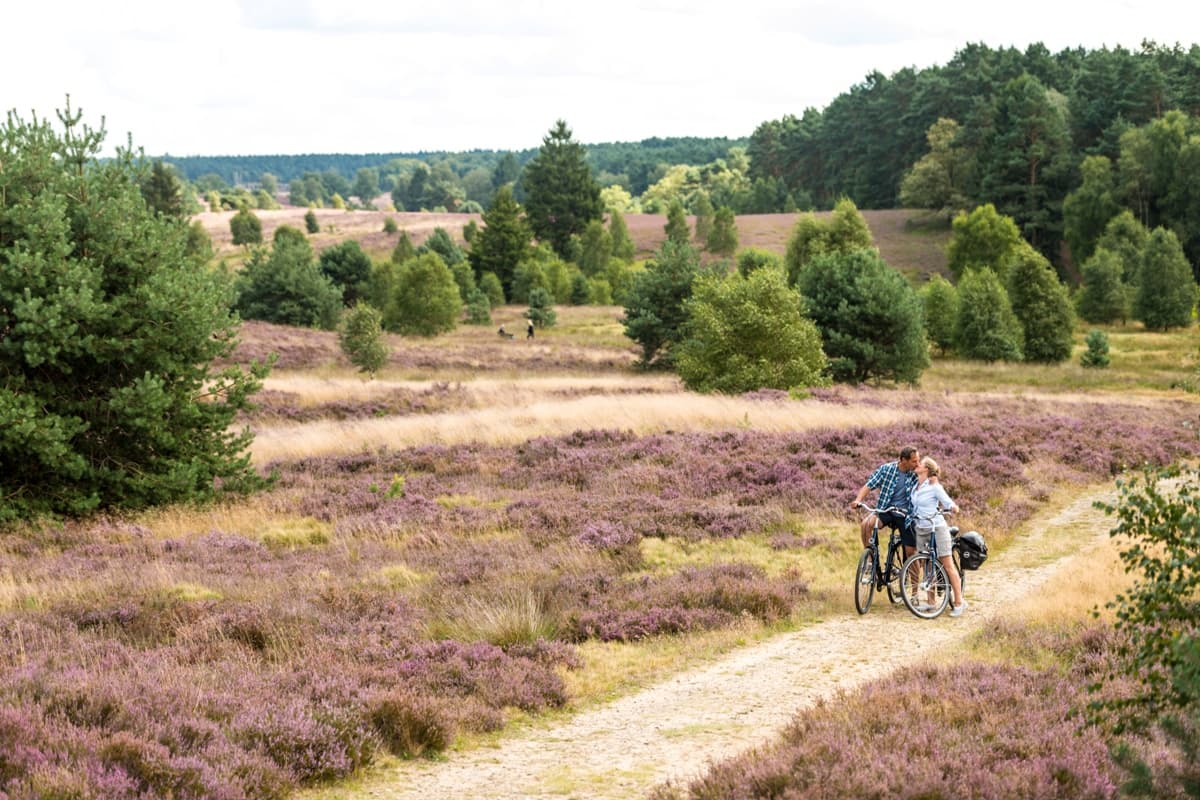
4;1;1198;157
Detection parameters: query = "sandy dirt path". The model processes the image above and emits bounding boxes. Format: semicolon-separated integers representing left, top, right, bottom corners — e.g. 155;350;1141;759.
350;488;1114;800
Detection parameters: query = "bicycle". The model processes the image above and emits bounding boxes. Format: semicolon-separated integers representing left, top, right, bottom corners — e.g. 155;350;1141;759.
853;503;909;615
900;511;965;619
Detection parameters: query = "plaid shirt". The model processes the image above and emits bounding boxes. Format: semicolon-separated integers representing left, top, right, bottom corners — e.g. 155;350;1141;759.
865;461;916;512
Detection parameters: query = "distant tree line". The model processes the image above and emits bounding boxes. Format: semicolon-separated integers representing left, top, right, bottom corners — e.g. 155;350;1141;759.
748;40;1200;271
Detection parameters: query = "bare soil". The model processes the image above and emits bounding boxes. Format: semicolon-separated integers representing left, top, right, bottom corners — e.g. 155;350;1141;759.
338;486;1114;800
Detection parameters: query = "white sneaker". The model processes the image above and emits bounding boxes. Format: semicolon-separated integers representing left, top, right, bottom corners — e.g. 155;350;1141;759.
949;601;967;617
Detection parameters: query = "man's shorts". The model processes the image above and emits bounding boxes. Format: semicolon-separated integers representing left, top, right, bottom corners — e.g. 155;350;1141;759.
877;509;915;547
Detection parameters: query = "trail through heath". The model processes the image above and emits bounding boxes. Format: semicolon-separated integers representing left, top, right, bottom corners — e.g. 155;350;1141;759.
348;487;1116;800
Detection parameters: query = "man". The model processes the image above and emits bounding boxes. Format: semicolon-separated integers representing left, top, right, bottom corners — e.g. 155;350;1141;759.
850;445;920;552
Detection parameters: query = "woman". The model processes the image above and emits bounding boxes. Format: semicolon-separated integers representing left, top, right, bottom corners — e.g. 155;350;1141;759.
910;456;965;616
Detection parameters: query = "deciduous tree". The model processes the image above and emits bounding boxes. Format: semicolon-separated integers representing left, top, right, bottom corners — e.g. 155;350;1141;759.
784;198;873;286
380;252;461;336
921;275;959;356
675;268;828;393
1134;227;1197;331
946;204;1024;282
338;303;390;376
954;268;1024;362
1007;244;1075;363
1062;155;1121;266
1076;248;1130;324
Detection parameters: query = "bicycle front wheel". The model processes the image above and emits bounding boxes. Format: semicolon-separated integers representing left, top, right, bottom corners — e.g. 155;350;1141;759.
854;548;876;614
900;553;950;619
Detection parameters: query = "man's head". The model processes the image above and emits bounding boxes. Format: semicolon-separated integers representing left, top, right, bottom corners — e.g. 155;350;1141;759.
898;446;920;472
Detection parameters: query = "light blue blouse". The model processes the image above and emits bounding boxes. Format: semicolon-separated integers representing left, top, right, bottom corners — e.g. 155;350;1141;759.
910;478;957;530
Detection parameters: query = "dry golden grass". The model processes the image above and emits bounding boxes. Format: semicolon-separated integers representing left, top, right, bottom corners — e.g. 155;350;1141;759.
258;373;680;406
248;393;915;463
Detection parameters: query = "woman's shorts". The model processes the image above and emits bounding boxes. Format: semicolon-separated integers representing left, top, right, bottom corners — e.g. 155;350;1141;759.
916;523;953;556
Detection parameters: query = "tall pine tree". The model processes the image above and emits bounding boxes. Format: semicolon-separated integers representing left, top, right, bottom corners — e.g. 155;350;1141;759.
521;120;603;258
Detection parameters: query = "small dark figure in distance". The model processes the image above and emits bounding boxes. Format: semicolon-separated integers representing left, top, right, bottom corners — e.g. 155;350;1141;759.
527;321;534;339
498;325;514;340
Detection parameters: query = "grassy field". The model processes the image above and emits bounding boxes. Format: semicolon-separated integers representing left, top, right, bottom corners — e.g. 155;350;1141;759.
2;210;1198;798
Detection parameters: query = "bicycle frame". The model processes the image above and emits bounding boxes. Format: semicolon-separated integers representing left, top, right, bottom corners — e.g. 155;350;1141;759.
853;504;908;615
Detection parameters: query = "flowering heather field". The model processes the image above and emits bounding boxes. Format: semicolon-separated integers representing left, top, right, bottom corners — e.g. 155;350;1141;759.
650;621;1177;800
1;390;1196;797
220;317;637;373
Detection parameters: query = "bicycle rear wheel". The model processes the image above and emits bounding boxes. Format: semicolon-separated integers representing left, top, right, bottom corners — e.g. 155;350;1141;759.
884;543;905;605
900;553;950;619
854;548;875;614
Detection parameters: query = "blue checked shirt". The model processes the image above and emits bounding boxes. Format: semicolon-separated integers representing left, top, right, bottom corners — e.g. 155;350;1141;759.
865;461;916;513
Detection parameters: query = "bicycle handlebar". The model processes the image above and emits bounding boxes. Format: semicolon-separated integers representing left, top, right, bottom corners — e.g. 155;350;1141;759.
853;502;905;516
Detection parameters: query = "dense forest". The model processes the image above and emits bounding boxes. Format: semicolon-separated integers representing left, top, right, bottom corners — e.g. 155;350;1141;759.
748;40;1200;268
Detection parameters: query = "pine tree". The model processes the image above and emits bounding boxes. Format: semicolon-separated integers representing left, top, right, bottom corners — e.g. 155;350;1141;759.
0;104;268;520
525;287;557;329
468;185;531;297
692;192;715;244
522;120;603;258
235;233;342;330
230;207;262;245
622;241;701;367
707;207;738;257
304;208;319;234
797;249;929;383
664;199;691;246
140;159;184;218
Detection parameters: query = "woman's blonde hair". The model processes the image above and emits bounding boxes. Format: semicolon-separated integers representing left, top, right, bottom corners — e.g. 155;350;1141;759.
921;456;940;477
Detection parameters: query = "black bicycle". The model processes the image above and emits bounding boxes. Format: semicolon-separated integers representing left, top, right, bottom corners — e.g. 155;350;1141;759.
853;503;908;614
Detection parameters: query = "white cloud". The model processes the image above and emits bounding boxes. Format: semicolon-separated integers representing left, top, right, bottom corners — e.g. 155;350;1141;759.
3;0;1198;156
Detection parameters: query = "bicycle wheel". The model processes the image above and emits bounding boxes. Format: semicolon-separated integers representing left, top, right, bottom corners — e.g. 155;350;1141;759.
854;548;876;614
884;543;905;605
900;553;950;619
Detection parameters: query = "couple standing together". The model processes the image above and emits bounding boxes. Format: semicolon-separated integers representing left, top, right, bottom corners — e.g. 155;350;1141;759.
850;446;966;617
